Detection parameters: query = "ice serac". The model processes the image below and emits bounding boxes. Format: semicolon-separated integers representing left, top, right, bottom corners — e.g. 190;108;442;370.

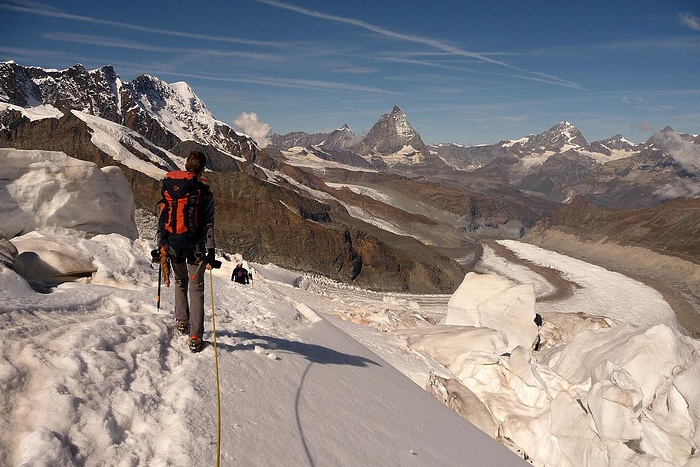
445;272;513;326
586;361;644;441
12;233;97;288
0;148;138;240
445;272;539;351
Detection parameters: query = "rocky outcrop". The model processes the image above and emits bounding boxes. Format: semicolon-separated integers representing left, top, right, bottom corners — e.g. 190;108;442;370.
210;171;464;293
518;150;600;200
0;62;121;120
0;237;17;268
531;195;700;262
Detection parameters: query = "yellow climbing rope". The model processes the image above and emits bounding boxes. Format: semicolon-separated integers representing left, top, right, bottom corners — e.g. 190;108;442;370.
209;268;222;467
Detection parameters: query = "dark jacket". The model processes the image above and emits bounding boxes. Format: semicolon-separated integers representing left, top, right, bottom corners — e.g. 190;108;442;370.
231;266;249;284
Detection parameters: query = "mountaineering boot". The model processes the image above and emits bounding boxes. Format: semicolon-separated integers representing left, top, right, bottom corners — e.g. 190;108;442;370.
176;320;190;336
188;336;203;353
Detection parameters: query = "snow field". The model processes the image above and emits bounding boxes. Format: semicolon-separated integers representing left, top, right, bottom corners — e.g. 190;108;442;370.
0;233;523;466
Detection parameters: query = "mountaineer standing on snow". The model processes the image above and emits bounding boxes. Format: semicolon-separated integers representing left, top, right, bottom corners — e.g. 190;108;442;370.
156;151;218;353
231;262;250;285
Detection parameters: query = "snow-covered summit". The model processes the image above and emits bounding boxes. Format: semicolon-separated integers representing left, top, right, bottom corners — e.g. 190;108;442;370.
519;121;589;154
130;74;218;143
351;105;435;168
0;61;259;160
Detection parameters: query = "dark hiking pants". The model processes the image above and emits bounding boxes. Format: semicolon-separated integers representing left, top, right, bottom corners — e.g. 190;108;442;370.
171;258;206;338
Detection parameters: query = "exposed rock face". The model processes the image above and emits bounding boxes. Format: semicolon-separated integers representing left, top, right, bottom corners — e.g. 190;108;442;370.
320;168;553;238
532;195;700;262
518;150;600;200
353;105;427;156
0;111;164;209
271;124;361;152
210;171;464;292
0;237;18;268
589;134;637;155
0;61;262;162
523;121;589;153
553;146;698;209
0;62;121;120
0;76;463;293
271;109;446;171
431;121;597;170
320;124;362;151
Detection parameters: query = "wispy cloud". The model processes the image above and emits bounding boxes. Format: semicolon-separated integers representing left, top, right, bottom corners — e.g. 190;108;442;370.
375;55;583;90
679;12;700;31
484;35;700;60
156;71;394;94
254;0;583;89
330;66;380;74
621;95;647;104
0;2;290;48
231;76;394;93
255;0;509;66
42;32;284;61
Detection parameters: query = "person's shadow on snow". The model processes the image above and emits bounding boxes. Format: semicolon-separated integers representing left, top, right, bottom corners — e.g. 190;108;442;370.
216;330;379;367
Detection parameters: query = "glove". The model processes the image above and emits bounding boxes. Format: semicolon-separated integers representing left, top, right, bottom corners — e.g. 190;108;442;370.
151;249;160;262
206;249;222;269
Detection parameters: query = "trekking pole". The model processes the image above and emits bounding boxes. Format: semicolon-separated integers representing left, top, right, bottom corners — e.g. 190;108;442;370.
157;263;162;311
209;268;222;467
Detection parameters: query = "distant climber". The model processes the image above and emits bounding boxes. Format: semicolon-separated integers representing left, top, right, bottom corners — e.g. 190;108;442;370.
231;263;250;285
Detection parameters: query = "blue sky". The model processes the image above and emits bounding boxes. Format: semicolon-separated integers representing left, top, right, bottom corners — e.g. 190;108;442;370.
1;0;699;145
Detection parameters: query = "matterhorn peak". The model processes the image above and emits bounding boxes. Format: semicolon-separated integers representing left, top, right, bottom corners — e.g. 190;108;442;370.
351;105;427;157
553;120;576;130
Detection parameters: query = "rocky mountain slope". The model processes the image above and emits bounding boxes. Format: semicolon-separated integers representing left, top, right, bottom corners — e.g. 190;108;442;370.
2;60;699;292
0;61;467;293
530;195;700;262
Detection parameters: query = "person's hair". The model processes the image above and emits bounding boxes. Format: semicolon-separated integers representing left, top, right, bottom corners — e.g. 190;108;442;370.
185;151;207;174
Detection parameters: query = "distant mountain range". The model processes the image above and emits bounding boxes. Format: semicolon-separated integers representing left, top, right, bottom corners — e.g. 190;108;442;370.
2;61;699;290
272;106;699;209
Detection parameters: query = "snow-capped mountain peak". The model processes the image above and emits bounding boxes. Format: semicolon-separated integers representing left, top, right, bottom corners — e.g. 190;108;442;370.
352;105;426;159
130;74;219;143
388;105;416;140
0;62;263;159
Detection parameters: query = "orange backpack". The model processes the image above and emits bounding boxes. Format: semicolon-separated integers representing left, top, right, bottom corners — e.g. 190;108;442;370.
158;171;203;248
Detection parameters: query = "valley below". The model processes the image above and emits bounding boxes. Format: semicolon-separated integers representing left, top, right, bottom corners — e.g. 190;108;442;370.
520;229;700;337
